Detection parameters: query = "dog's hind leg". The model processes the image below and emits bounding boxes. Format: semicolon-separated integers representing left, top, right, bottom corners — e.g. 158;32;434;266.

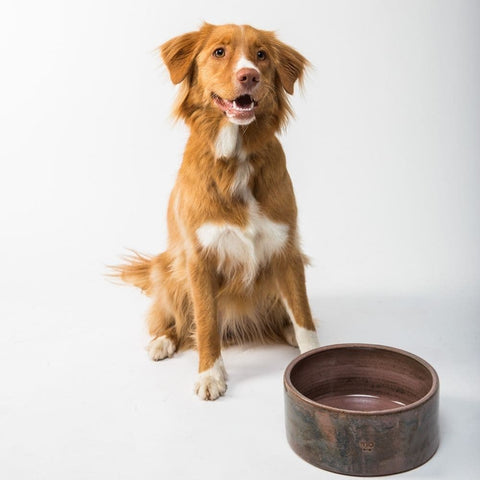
282;322;298;347
147;329;177;361
145;292;177;361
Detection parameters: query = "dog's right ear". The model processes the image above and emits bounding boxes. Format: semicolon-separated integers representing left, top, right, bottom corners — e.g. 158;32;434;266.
160;31;201;84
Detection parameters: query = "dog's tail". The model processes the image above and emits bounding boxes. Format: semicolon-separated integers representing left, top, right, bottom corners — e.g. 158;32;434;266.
107;251;153;293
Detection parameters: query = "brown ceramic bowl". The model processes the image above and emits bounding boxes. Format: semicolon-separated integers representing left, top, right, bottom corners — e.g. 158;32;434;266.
284;344;439;476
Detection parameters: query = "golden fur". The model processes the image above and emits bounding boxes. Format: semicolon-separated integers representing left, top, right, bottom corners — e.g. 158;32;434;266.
112;23;319;400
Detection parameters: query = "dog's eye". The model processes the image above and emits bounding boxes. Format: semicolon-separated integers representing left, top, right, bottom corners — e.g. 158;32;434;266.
257;50;267;60
213;48;225;58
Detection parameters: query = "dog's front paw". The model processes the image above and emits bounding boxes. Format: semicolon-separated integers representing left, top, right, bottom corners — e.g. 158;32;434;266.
194;358;228;401
294;325;320;354
147;335;176;361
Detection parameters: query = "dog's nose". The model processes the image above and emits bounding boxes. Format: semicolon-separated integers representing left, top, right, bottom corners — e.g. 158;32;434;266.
236;68;260;89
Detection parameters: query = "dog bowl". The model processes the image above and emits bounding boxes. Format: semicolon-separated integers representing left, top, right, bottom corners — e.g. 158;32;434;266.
284;344;439;476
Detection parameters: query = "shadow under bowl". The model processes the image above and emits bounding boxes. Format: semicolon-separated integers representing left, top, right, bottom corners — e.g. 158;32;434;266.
284;344;439;476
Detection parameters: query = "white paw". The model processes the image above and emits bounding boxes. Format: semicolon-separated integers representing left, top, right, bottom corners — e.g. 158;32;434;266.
194;357;228;401
294;325;320;354
147;335;176;361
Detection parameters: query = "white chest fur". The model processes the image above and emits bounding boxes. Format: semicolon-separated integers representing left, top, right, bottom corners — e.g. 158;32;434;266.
214;123;247;161
196;203;289;285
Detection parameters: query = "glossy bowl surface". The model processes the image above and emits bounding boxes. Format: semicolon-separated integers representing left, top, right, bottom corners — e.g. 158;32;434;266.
284;344;439;476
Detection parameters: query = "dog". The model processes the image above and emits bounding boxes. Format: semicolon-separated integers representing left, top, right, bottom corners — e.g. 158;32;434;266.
113;23;319;400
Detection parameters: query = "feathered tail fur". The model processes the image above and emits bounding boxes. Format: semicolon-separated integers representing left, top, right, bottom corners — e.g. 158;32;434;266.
109;251;153;294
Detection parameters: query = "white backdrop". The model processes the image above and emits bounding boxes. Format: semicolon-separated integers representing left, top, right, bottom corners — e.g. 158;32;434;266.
1;1;479;479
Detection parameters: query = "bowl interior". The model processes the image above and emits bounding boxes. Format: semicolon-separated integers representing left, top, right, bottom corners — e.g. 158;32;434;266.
289;346;434;412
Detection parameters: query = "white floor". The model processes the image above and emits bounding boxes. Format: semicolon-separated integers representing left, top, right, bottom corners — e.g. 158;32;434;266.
1;264;478;479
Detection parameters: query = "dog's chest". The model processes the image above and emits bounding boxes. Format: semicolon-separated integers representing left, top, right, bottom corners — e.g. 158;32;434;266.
196;203;289;284
196;124;289;283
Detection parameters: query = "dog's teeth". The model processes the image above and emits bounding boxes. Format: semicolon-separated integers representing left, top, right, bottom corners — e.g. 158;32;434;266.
231;98;255;111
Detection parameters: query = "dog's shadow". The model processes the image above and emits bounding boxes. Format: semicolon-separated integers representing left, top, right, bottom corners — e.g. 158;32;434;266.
222;343;299;387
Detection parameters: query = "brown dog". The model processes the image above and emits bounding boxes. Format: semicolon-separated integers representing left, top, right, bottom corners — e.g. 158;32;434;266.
114;23;319;400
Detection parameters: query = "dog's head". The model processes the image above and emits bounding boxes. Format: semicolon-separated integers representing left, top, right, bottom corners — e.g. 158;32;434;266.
160;23;308;130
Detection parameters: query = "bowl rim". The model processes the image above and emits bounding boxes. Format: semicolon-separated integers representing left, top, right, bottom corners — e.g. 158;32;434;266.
284;343;439;416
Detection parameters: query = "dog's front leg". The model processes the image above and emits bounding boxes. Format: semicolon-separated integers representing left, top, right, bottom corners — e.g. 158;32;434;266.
188;258;227;400
278;254;320;353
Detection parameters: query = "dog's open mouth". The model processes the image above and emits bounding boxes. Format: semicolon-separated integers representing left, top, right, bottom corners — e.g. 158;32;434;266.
211;93;258;123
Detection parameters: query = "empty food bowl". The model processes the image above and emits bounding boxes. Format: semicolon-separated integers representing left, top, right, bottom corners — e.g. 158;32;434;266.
284;344;439;476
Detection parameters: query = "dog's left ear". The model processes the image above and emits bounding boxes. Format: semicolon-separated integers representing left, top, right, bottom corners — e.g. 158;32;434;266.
273;40;309;95
160;31;201;84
